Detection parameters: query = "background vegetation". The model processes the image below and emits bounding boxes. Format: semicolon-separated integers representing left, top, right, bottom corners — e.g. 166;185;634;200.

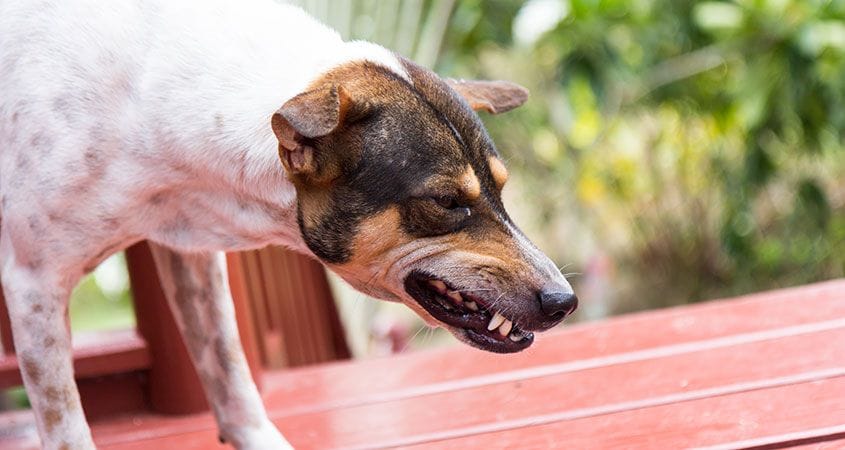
437;0;845;317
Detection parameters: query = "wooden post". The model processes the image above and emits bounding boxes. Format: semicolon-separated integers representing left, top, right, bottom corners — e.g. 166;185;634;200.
126;244;267;413
0;287;15;355
226;253;264;390
125;242;208;414
233;246;350;369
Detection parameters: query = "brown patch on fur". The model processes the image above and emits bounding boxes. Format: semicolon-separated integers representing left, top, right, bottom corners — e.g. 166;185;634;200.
42;384;75;408
488;156;508;190
15;153;29;170
175;294;208;354
212;377;229;405
149;192;166;205
214;337;235;375
45;386;61;402
30;132;50;148
20;355;41;385
460;165;481;201
43;408;61;432
168;253;212;354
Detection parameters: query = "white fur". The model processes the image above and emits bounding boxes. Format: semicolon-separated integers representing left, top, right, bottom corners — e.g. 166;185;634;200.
0;0;407;266
0;1;407;448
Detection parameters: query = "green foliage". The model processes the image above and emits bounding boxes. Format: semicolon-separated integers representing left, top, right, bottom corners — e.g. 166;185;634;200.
69;254;135;333
439;0;845;311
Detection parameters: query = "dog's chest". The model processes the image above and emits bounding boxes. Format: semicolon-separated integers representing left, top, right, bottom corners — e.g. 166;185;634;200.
145;184;306;254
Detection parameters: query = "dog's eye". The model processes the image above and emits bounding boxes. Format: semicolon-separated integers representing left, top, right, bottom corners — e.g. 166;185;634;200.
433;195;460;210
430;195;472;219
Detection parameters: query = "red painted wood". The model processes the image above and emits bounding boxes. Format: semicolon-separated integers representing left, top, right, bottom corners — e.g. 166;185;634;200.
77;375;845;450
126;242;209;414
395;375;845;450
0;286;15;355
697;424;845;450
262;327;845;448
225;253;264;391
1;280;842;450
259;279;845;410
78;372;148;420
235;246;350;369
0;329;150;388
791;437;845;450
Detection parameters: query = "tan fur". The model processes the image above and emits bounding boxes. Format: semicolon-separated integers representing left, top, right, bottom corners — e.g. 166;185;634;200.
488;156;509;190
461;165;481;201
349;207;408;263
297;186;333;230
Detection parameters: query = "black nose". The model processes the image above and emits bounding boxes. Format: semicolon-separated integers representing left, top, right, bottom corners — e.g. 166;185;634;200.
539;289;578;319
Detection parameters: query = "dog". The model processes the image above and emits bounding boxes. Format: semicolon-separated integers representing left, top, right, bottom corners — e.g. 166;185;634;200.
0;0;578;448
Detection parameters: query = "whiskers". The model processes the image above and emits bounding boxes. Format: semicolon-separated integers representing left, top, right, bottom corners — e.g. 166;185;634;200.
558;262;581;278
486;292;507;313
400;324;429;353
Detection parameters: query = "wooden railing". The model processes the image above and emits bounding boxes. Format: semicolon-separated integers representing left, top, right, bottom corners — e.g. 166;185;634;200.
0;241;349;418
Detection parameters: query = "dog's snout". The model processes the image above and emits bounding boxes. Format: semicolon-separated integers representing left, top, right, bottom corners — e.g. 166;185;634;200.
538;288;578;319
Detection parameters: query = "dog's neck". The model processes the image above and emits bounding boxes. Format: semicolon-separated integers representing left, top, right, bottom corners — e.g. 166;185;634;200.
134;0;407;253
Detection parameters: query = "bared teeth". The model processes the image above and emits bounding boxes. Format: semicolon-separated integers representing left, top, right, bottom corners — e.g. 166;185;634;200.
447;290;463;303
509;332;524;342
428;279;447;294
487;312;506;331
499;319;513;337
465;301;479;311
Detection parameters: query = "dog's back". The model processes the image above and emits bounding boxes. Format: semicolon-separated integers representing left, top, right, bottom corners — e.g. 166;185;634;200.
0;0;405;268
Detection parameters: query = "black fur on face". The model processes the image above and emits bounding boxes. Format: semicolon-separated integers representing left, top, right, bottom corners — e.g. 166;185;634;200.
280;60;576;353
293;60;513;264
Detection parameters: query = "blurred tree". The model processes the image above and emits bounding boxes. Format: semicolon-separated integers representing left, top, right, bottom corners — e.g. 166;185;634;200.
438;0;845;311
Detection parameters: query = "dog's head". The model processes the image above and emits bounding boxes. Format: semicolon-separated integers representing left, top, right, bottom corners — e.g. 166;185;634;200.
271;58;576;353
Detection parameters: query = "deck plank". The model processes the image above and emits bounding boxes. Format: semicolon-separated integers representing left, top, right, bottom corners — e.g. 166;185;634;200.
1;280;842;450
266;327;845;448
0;329;150;388
260;280;845;410
395;375;845;450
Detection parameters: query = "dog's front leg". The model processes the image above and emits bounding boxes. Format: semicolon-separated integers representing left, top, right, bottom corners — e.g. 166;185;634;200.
2;263;95;450
149;243;291;450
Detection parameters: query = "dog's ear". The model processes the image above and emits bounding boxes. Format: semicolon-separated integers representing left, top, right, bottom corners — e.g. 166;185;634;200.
271;84;351;177
446;79;529;114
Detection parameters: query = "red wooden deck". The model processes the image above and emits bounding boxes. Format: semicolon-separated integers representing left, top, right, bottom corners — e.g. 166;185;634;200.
2;279;844;449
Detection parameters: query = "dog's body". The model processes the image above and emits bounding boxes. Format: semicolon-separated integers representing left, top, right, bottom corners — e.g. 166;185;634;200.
0;0;577;448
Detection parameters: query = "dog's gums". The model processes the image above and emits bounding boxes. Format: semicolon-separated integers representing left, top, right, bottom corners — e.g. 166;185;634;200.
404;271;535;353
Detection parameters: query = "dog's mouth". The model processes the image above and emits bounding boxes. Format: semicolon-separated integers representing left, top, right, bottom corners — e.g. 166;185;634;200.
404;271;534;353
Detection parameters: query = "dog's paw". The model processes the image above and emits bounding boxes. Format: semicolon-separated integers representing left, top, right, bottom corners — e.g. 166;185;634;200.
222;420;293;450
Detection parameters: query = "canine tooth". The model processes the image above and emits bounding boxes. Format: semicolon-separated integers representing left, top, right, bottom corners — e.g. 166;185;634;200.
487;312;506;331
499;319;513;337
429;280;447;293
447;291;463;303
465;301;479;311
509;333;524;342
